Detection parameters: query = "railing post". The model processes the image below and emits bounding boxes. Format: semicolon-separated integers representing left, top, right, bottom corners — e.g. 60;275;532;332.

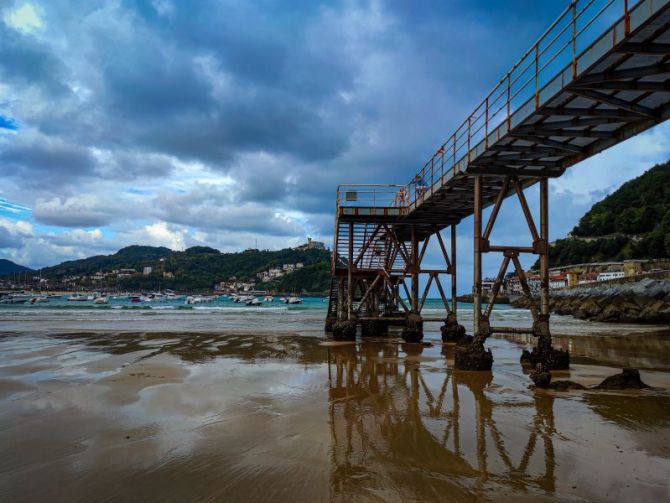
485;96;489;148
624;0;630;36
467;116;472;164
534;45;539;109
452;134;457;176
506;73;511;131
571;1;577;80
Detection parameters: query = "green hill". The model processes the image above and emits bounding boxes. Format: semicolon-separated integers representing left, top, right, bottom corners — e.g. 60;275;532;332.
39;245;331;293
0;259;33;276
542;161;670;267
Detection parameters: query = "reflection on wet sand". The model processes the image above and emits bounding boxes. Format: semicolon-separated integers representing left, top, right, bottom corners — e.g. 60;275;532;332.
496;330;670;370
1;332;669;502
327;342;559;501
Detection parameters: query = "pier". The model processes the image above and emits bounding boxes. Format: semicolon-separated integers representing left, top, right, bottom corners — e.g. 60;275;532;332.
327;0;670;370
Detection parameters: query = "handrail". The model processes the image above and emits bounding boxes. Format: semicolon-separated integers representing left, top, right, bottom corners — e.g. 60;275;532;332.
404;0;640;210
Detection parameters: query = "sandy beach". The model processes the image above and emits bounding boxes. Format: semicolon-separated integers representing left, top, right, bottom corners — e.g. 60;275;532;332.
1;324;669;502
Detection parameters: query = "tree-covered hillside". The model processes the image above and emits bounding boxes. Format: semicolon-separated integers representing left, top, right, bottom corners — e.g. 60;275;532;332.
0;259;33;276
39;245;332;293
543;161;670;267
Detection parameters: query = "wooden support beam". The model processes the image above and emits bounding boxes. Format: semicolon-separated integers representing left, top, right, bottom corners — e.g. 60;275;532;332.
569;88;657;119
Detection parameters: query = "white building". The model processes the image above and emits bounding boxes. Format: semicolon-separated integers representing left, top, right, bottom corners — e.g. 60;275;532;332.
597;271;625;282
143;266;153;276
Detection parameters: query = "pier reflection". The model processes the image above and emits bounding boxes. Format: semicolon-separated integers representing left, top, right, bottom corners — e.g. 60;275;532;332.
327;342;557;501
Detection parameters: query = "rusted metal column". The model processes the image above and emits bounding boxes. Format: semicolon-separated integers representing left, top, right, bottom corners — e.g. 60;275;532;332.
451;224;457;319
337;277;345;320
473;176;483;343
539;178;550;317
347;222;354;320
411;226;419;314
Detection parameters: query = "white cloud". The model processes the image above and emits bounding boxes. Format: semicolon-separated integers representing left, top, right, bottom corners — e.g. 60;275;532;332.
0;216;34;237
123;222;188;251
4;3;43;32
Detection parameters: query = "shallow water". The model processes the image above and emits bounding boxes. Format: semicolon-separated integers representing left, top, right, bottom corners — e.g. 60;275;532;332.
1;303;670;501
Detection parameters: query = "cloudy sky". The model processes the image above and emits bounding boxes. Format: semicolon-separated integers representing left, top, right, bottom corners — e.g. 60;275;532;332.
1;0;669;292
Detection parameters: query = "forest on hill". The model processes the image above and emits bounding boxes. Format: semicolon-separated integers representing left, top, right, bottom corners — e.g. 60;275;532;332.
38;245;332;293
543;161;670;267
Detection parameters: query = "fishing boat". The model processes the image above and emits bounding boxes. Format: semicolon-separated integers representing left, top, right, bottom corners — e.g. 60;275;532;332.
0;293;31;304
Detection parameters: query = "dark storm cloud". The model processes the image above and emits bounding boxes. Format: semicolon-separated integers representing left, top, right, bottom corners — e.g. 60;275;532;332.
0;0;587;270
1;137;96;187
0;23;69;96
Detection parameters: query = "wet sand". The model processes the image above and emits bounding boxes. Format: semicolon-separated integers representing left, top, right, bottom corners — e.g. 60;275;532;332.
1;330;669;502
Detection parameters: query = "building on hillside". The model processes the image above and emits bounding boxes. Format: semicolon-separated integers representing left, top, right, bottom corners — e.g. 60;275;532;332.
578;272;599;285
117;268;136;278
481;278;496;295
528;274;541;293
163;271;174;279
296;238;325;251
505;276;522;295
143;266;153;275
549;274;568;289
566;271;579;287
597;270;624;282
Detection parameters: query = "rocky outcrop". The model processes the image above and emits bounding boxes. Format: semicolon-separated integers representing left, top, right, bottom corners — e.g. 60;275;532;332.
512;278;670;323
595;368;650;390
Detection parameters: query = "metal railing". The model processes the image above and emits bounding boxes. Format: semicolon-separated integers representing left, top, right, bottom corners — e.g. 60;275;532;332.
405;0;644;210
336;184;407;208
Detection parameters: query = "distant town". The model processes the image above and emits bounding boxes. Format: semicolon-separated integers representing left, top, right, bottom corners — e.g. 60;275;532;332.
483;258;670;298
0;238;328;294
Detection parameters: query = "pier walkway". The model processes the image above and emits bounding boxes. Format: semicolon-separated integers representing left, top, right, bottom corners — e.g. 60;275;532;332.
327;0;670;370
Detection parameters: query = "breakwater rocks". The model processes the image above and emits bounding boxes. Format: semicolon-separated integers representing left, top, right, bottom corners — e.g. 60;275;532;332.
512;278;670;323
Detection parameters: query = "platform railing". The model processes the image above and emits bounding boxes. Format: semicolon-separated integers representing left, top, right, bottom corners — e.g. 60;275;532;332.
336;184;408;209
405;0;646;210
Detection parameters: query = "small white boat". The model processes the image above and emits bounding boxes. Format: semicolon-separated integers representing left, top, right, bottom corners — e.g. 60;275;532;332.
245;297;262;306
284;296;303;305
68;293;88;302
94;296;109;304
264;296;273;302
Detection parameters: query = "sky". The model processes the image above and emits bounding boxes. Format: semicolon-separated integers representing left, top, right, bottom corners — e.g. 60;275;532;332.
1;0;670;294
